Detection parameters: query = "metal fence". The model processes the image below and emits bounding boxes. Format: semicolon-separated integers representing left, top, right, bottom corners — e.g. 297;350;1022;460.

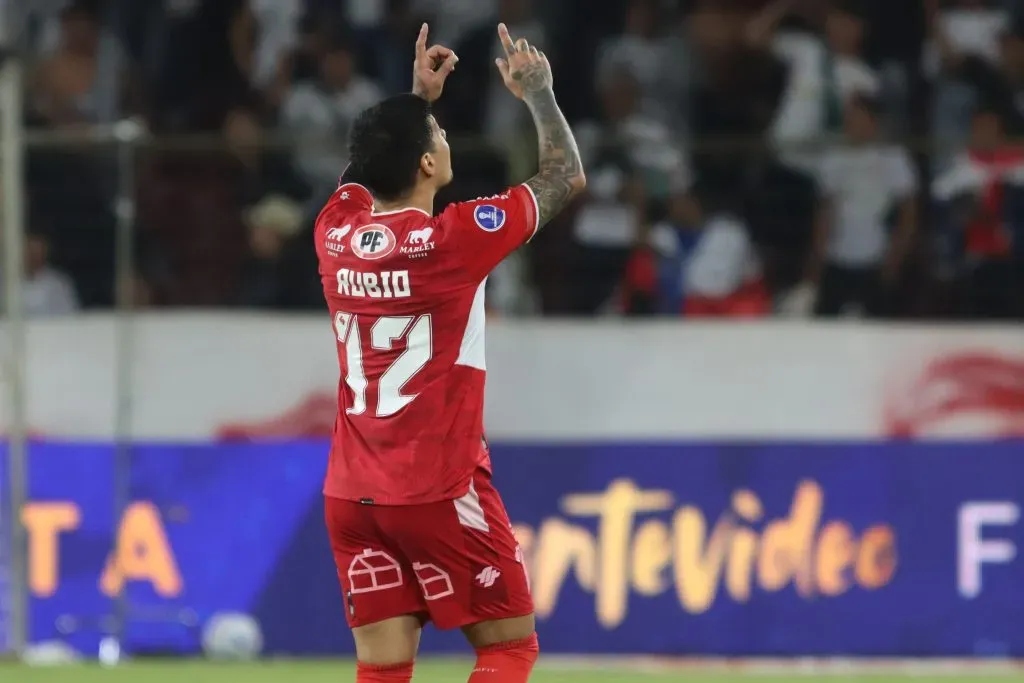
9;120;1023;319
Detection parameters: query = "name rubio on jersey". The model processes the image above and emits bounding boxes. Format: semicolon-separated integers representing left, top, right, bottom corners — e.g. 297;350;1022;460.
336;268;411;299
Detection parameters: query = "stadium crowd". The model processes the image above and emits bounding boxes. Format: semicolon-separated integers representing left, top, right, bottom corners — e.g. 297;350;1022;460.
13;0;1024;319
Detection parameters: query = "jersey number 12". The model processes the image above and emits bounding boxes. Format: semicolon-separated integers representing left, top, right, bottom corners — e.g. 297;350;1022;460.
333;311;433;417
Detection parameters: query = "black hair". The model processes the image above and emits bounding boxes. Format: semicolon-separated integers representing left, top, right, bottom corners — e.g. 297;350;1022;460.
346;94;434;201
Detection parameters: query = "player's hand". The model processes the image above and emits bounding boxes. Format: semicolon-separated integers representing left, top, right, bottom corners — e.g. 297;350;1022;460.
412;23;458;103
494;23;552;101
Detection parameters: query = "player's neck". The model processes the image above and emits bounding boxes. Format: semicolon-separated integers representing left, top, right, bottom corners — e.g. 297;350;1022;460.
373;188;435;217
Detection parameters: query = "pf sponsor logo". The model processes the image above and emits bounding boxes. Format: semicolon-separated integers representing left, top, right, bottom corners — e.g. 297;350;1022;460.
325;225;351;255
474;204;506;232
400;227;435;259
351;224;397;260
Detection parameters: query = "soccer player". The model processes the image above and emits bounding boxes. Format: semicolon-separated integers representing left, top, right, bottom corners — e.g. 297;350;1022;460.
314;22;584;683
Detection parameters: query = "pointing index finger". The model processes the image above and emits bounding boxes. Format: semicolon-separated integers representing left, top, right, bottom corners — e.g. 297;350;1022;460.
416;23;428;58
497;23;516;57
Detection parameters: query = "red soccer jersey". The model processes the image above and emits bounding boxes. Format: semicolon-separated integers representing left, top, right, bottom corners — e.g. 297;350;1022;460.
315;181;539;505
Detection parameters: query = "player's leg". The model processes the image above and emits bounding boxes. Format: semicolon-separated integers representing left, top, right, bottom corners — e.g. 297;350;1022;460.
458;473;539;683
351;616;421;681
324;496;426;682
462;614;539;683
378;470;539;683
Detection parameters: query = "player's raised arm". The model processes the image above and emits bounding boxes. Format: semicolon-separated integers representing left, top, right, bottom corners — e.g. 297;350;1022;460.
412;23;458;103
495;23;586;229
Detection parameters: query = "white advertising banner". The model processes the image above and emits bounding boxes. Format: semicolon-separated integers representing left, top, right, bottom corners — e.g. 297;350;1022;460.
4;314;1023;441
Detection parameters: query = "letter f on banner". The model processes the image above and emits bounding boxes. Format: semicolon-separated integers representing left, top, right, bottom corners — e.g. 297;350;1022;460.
957;502;1019;599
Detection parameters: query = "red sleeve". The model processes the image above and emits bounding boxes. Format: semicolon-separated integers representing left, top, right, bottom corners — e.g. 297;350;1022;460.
438;184;540;282
315;182;374;247
333;182;374;212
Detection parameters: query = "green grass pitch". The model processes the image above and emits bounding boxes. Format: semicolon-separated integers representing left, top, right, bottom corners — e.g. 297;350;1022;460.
2;659;1024;683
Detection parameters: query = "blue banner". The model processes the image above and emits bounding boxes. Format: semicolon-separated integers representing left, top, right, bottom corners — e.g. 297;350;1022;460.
0;442;1022;656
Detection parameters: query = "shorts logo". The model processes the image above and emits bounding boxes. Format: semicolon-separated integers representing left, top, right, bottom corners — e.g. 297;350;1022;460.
473;205;506;232
347;549;403;594
325;224;351;255
476;566;501;588
413;562;454;601
351;224;397;260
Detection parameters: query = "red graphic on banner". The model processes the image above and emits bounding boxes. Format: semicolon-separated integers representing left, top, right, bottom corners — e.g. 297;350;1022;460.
215;392;337;441
884;352;1024;438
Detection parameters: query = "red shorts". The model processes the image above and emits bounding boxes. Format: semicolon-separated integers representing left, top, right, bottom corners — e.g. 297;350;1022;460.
324;468;533;630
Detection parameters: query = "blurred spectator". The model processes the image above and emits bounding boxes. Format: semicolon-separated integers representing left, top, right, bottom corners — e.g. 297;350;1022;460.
413;0;497;47
746;0;883;173
15;0;74;55
569;69;688;314
29;1;134;126
287;12;335;86
643;190;767;317
358;0;424;95
19;232;80;317
281;35;383;194
932;102;1024;318
683;211;769;318
924;0;1009;76
740;145;820;298
12;0;1020;320
236;195;306;308
826;2;880;98
802;94;918;317
689;4;786;179
596;0;672;119
144;0;254;131
444;0;546;146
926;0;1013;164
228;107;310;204
746;0;840;172
956;19;1024;136
246;0;304;108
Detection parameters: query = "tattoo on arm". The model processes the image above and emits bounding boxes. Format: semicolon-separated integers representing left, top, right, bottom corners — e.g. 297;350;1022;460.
515;66;584;229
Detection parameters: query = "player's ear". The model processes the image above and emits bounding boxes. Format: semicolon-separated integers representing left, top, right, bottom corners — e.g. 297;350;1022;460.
420;151;436;179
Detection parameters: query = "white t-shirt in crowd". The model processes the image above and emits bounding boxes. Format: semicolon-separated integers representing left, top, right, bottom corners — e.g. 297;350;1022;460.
572;116;691;248
770;32;879;170
924;8;1009;77
281;76;384;186
685;214;761;298
249;0;302;89
818;144;917;267
22;268;79;317
835;55;880;99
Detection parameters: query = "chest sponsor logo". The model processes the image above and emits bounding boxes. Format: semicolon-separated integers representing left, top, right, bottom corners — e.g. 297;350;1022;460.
325;225;351;255
351;224;397;260
400;227;435;259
